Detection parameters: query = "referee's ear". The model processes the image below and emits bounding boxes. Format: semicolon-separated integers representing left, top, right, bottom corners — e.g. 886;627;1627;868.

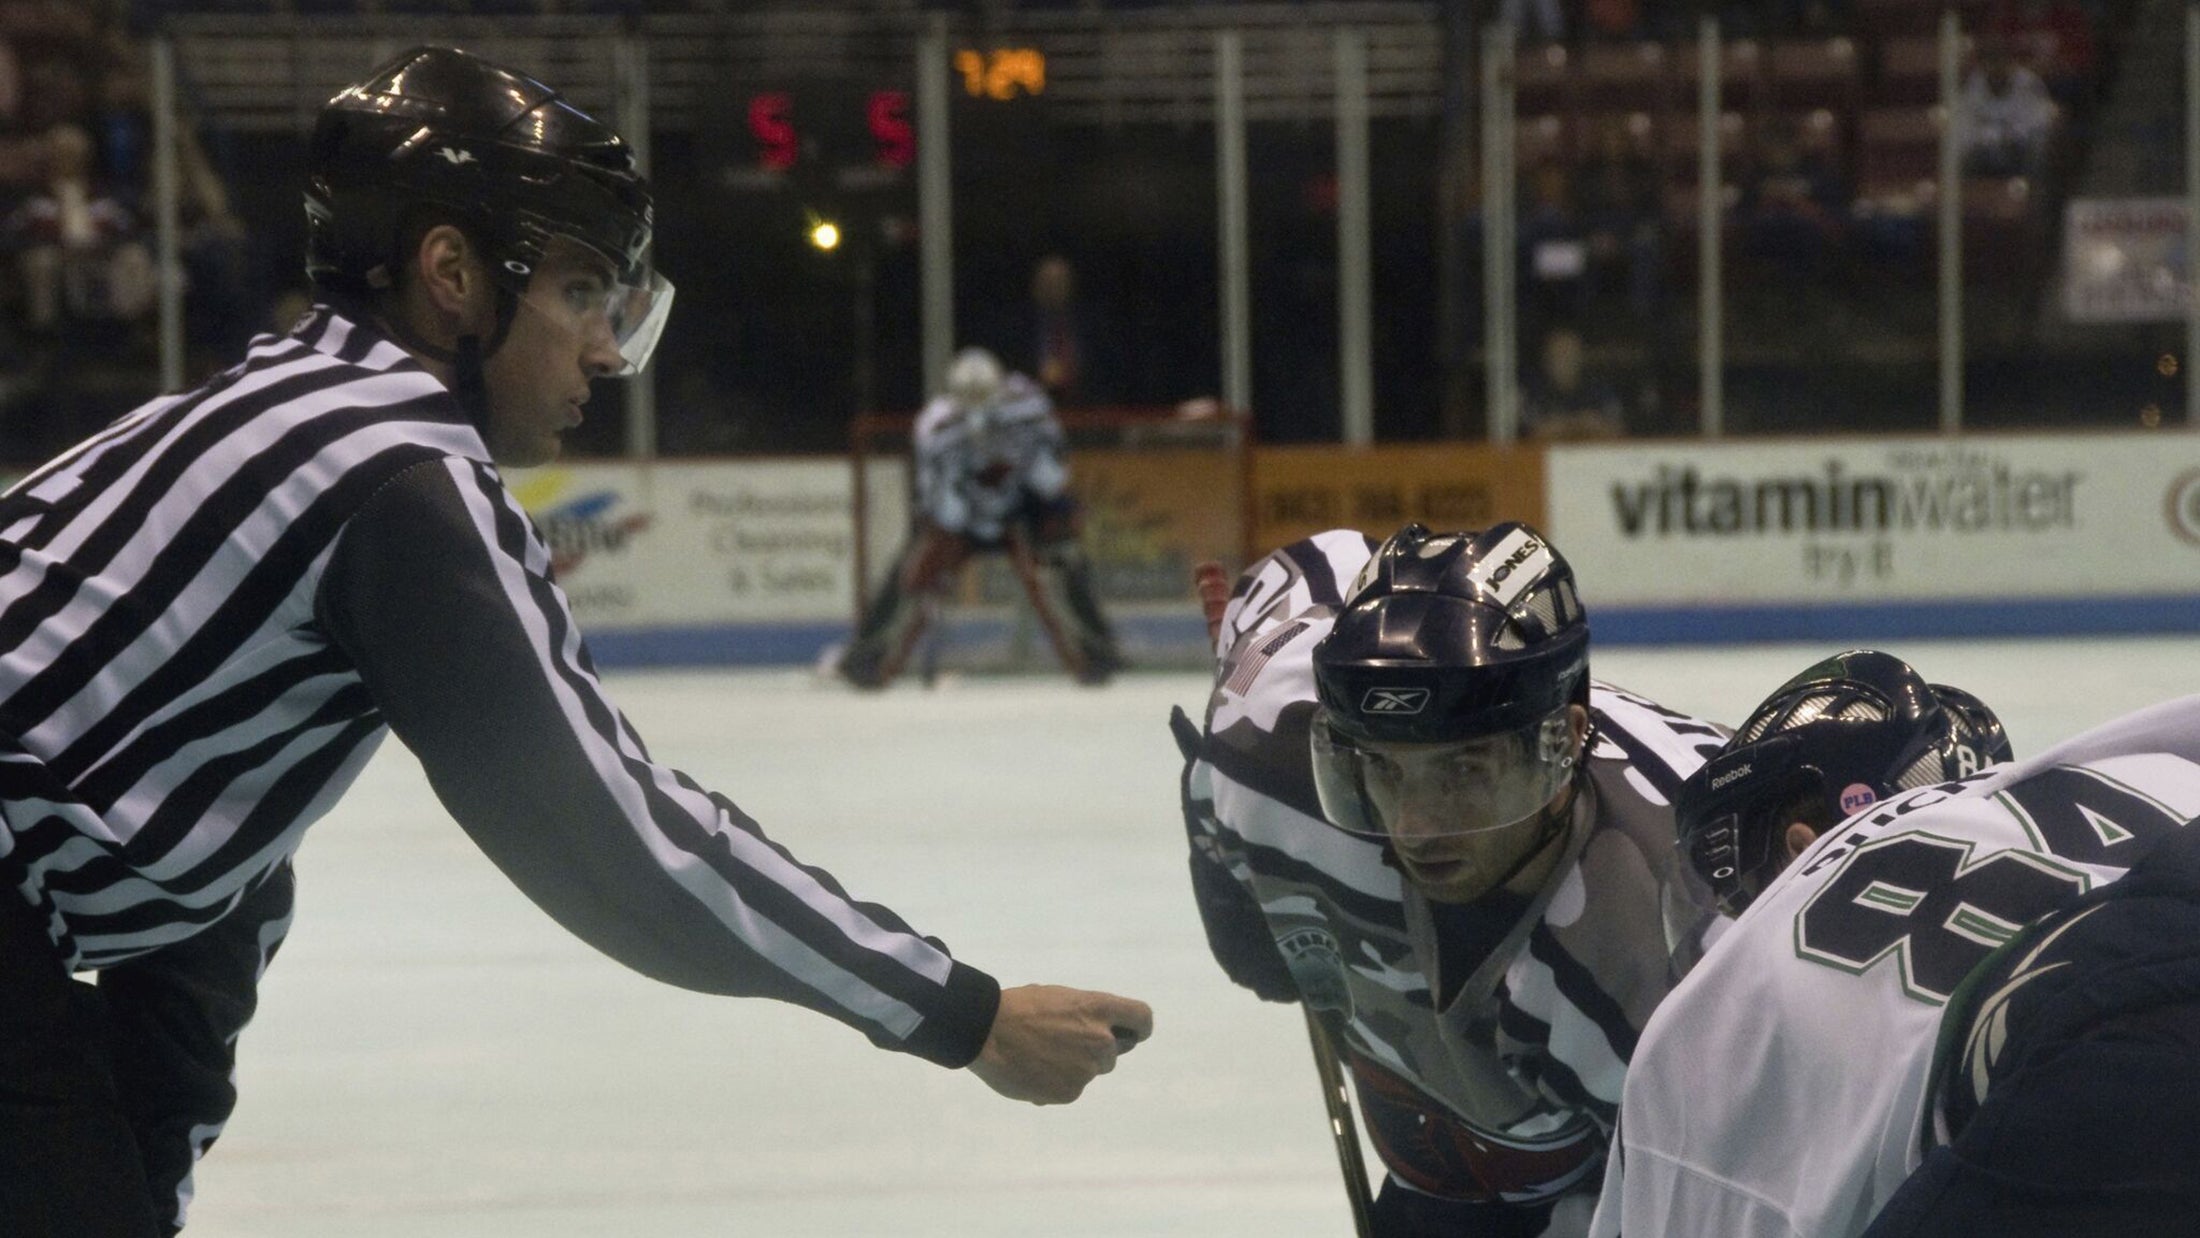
404;223;492;339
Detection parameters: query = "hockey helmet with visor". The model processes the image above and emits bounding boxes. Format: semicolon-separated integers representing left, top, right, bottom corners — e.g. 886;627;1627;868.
1309;522;1591;842
1677;649;2013;916
306;46;672;375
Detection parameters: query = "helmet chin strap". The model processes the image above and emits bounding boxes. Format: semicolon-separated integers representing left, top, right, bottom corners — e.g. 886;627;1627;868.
374;284;521;431
1479;769;1583;895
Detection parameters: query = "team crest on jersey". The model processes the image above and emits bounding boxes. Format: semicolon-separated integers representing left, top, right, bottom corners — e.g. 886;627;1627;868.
1277;926;1353;1015
1363;687;1430;715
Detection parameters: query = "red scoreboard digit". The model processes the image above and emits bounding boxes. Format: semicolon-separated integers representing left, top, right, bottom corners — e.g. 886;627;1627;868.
743;89;914;172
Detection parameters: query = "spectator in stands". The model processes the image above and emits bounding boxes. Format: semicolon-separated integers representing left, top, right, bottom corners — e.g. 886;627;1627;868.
1500;0;1564;41
1992;0;2095;101
14;47;89;136
1028;253;1092;406
93;44;261;374
1737;114;1848;281
1576;116;1664;323
1517;160;1591;344
7;122;152;340
1521;326;1625;440
1584;0;1643;40
991;252;1117;409
1959;34;2058;178
1778;0;1850;35
4;120;153;459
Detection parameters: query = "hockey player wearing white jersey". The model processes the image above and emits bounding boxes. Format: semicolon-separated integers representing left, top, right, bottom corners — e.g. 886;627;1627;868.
1176;523;1728;1237
1595;651;2200;1237
838;347;1121;688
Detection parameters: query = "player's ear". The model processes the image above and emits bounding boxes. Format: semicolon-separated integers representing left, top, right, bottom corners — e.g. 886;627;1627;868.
1783;821;1820;863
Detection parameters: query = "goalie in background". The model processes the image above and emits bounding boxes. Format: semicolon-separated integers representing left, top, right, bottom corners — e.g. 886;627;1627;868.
838;347;1124;688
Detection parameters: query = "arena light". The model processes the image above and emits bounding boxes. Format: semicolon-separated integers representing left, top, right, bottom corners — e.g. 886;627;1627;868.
807;217;843;252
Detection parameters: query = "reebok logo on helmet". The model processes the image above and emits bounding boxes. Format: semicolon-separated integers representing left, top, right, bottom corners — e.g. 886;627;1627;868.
435;146;477;165
1362;688;1430;715
1709;762;1753;790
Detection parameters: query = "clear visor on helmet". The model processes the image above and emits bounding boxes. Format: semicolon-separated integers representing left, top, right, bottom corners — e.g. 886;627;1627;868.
554;268;673;377
1308;708;1577;841
503;238;676;377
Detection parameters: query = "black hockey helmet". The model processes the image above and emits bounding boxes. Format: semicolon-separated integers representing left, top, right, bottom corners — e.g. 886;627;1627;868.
1308;522;1591;841
1677;649;2014;914
305;46;669;373
1312;522;1589;745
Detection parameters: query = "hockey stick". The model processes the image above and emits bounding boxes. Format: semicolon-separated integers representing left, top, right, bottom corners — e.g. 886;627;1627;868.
1303;1009;1377;1238
1194;562;1374;1232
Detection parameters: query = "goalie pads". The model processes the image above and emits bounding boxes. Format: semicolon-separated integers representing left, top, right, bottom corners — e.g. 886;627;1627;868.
1007;520;1123;685
838;524;968;689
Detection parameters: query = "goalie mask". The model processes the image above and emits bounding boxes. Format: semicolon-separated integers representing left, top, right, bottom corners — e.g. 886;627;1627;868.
1676;649;2013;916
306;45;672;376
1308;523;1591;854
946;347;1006;410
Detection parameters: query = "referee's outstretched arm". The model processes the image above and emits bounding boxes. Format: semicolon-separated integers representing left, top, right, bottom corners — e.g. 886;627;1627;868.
318;457;1149;1095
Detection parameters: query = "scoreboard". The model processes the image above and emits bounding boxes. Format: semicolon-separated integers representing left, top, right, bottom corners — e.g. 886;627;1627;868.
742;89;913;175
716;48;1047;191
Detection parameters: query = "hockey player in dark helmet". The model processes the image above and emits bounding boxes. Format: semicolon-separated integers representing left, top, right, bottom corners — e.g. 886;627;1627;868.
1676;649;2015;917
1309;522;1596;903
305;45;673;464
1177;521;1729;1235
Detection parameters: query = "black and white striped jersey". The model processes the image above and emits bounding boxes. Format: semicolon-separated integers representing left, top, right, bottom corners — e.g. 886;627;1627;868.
1181;532;1729;1225
0;307;999;1229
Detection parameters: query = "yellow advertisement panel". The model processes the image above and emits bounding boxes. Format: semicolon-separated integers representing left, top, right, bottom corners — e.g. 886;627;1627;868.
1251;443;1547;553
1005;445;1249;604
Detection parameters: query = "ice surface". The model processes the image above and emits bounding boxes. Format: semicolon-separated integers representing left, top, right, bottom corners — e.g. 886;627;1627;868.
184;637;2200;1236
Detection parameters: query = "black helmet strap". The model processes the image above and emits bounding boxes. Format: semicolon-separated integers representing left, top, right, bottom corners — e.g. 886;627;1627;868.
449;285;520;431
366;273;519;431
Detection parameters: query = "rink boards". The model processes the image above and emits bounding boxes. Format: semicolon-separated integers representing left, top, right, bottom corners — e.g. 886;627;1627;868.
504;430;2200;667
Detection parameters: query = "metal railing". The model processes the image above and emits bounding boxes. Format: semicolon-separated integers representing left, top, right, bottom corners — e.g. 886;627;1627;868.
116;5;2190;453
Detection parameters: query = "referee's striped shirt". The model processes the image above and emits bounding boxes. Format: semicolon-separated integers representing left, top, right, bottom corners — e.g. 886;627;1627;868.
0;306;1000;1220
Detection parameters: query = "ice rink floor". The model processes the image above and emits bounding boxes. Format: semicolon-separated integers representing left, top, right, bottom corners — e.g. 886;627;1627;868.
185;636;2200;1237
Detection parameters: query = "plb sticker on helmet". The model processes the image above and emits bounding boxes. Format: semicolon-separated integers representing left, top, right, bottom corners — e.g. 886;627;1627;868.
1840;783;1879;815
1465;526;1553;609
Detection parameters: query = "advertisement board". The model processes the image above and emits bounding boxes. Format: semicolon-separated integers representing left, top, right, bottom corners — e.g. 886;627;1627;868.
1250;443;1546;553
2062;198;2190;324
508;460;860;630
1547;435;2200;620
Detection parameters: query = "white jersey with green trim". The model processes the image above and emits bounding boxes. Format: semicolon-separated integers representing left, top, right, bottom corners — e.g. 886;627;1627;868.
1592;695;2200;1238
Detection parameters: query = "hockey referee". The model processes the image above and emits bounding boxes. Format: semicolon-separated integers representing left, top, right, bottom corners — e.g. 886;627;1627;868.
0;46;1150;1237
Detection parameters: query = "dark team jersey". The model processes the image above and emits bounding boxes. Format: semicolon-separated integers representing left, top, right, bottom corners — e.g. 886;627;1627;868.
0;307;999;1229
1183;531;1727;1222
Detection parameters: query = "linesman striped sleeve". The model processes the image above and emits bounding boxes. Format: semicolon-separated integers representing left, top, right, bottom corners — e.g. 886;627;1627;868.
317;454;999;1052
